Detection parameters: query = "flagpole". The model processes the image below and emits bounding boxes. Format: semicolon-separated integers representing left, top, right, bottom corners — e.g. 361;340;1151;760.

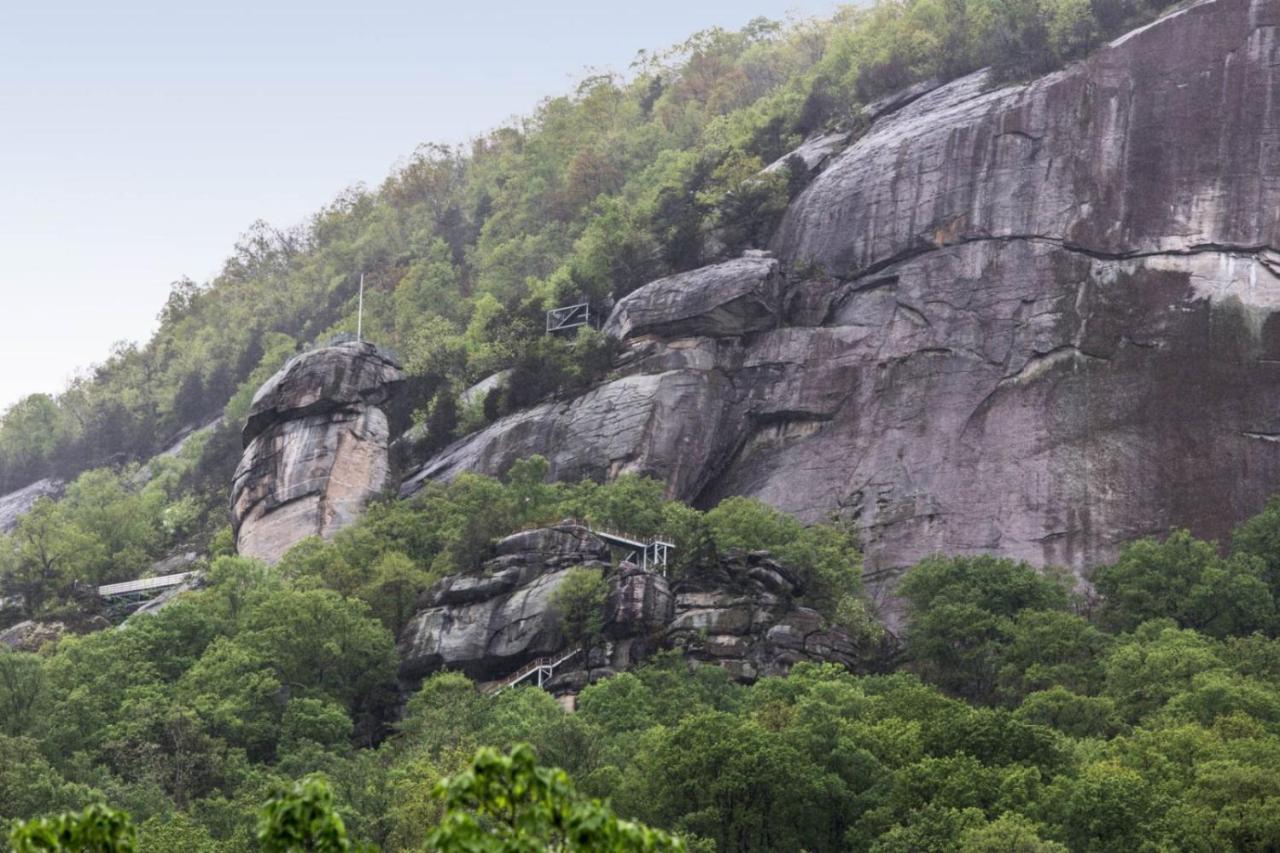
357;273;364;343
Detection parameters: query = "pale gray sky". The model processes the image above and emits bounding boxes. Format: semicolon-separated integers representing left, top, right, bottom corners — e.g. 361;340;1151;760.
0;0;840;412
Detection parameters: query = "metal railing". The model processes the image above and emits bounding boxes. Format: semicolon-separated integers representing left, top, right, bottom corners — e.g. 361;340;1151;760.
484;646;583;696
97;572;196;599
546;303;592;334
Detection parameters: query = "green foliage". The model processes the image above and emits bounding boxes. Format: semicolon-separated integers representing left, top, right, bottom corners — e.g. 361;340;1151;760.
425;743;684;852
257;776;356;853
550;567;608;648
0;653;47;738
9;804;136;853
703;496;861;615
1094;529;1276;637
898;555;1073;702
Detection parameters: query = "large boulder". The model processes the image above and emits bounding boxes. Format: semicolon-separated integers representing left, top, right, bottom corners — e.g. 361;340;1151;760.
605;564;674;636
241;341;403;443
0;620;67;652
604;254;783;341
397;524;608;681
400;368;737;501
232;342;404;564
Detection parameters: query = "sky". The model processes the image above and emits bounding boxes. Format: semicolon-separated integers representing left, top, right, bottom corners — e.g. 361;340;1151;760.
0;0;842;412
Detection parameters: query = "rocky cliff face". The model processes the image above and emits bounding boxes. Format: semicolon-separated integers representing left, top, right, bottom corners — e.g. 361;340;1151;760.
232;341;404;563
401;0;1280;603
0;478;63;534
397;522;863;691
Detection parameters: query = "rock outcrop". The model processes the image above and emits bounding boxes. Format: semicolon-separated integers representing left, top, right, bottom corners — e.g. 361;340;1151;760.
401;0;1280;614
397;523;863;691
0;619;68;652
232;341;404;563
0;478;63;534
603;255;782;341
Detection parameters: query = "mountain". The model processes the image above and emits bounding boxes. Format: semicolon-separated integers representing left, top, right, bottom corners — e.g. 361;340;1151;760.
10;2;1280;850
221;0;1280;624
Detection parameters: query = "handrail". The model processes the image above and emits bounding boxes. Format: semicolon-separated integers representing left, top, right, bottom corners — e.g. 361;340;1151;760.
98;571;196;599
484;646;583;696
506;519;674;573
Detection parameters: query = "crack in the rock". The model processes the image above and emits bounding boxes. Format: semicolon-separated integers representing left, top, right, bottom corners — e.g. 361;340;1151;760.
835;234;1280;286
995;129;1043;144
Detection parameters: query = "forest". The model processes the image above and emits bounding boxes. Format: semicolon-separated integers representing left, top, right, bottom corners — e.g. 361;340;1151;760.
3;0;1261;849
5;462;1280;850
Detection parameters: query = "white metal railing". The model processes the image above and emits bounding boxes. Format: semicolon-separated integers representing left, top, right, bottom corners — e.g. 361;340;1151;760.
484;646;583;696
546;303;592;334
97;572;196;599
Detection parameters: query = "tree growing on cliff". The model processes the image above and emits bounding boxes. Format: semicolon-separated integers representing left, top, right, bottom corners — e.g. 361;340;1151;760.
551;567;608;650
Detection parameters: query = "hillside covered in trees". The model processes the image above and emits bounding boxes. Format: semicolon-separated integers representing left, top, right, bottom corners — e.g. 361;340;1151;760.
10;0;1280;850
6;470;1280;850
0;0;1186;534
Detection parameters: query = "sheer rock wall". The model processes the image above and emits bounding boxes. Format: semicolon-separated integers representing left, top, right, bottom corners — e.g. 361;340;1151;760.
399;0;1280;611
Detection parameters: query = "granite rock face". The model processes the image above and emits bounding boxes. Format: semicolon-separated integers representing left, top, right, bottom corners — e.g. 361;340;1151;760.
0;619;68;652
0;478;64;534
401;0;1280;618
400;368;737;501
397;523;610;681
397;524;863;690
603;255;783;340
232;342;404;564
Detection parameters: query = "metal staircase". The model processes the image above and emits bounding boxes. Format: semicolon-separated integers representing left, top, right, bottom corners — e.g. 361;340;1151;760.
484;646;584;696
588;526;675;574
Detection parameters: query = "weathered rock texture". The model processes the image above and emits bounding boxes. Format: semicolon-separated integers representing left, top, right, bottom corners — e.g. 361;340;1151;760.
0;478;63;534
232;342;404;563
603;255;782;340
402;0;1280;614
397;523;863;690
398;524;611;681
0;619;68;652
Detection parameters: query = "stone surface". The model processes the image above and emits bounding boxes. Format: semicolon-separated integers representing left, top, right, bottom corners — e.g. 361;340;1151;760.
763;131;851;177
242;341;404;443
859;77;943;124
397;526;863;689
400;368;737;501
606;565;674;636
399;2;1280;625
232;342;404;563
604;255;782;341
0;478;63;534
0;620;67;652
460;370;512;408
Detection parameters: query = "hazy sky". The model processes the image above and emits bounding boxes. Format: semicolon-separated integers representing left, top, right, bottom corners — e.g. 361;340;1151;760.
0;0;841;412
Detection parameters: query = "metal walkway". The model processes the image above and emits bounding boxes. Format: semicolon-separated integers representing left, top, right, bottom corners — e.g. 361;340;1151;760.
484;646;583;696
97;572;196;599
590;526;675;574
